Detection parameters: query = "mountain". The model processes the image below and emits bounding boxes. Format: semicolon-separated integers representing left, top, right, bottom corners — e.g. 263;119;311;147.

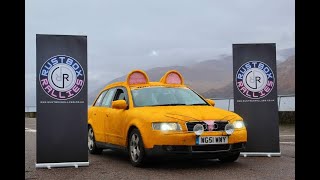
107;56;233;92
89;57;233;103
202;82;234;98
89;48;295;103
277;55;295;95
202;55;295;98
277;48;295;62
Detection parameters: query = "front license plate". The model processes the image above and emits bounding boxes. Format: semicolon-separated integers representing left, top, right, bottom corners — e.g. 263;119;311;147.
196;136;228;145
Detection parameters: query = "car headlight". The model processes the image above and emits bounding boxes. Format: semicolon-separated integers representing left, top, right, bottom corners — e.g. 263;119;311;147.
152;122;182;131
233;120;245;129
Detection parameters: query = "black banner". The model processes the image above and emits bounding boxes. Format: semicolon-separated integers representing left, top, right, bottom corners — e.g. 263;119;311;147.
233;43;280;153
36;34;88;166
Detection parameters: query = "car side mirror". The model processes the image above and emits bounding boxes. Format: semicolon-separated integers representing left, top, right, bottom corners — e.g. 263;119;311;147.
112;100;128;109
206;99;215;106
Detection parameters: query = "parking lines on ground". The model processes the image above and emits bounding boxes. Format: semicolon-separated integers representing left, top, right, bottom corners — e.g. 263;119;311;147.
280;135;295;137
280;142;295;144
25;128;36;133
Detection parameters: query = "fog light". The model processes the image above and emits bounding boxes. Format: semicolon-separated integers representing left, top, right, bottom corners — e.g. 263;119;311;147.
166;146;173;151
225;124;234;135
193;124;204;136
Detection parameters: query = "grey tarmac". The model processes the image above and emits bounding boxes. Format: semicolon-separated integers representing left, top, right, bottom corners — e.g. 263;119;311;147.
25;118;294;180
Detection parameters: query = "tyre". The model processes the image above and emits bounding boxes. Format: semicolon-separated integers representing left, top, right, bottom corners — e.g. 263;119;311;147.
88;126;103;154
128;128;146;167
218;152;240;163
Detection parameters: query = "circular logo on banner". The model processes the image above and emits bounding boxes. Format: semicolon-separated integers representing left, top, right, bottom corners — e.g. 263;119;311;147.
236;61;274;99
39;55;85;100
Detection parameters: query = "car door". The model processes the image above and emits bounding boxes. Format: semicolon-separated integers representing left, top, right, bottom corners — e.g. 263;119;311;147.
90;90;108;142
106;87;130;146
99;88;117;143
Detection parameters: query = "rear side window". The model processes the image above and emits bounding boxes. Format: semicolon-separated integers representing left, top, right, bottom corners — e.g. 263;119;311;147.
94;90;108;106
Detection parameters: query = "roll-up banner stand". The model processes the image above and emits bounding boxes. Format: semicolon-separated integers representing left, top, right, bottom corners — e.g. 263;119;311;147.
36;34;89;168
232;43;280;157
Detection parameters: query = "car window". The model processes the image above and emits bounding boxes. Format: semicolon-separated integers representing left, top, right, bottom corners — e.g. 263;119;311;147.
131;87;209;107
101;88;116;107
93;90;108;106
113;88;128;104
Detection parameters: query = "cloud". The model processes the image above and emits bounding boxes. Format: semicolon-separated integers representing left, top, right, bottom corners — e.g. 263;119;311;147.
149;50;159;57
25;0;295;106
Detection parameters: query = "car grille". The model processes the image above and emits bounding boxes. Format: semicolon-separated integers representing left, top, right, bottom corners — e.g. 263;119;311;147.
161;143;245;153
186;121;228;132
192;144;230;152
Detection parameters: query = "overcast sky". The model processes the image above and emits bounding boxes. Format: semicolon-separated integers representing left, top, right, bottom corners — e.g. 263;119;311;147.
25;0;295;106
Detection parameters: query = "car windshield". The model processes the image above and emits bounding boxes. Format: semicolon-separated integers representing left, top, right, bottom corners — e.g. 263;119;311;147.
131;86;209;107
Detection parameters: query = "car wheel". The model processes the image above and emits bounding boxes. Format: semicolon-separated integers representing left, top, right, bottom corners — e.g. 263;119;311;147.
218;152;240;163
128;128;146;167
88;126;103;154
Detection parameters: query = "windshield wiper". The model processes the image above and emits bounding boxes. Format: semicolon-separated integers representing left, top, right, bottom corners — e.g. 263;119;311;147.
187;103;208;106
148;103;187;106
145;103;209;107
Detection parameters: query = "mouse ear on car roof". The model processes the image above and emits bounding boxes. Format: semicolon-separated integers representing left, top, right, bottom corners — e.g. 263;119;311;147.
126;69;150;85
159;70;184;85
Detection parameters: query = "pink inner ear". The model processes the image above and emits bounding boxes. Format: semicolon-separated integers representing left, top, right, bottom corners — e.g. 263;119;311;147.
128;72;147;84
166;73;182;84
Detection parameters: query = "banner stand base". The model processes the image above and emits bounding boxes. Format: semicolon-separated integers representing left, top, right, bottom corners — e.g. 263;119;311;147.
36;162;89;169
240;152;281;157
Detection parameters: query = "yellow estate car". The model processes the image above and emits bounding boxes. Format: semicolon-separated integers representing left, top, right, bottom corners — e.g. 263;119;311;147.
88;70;247;166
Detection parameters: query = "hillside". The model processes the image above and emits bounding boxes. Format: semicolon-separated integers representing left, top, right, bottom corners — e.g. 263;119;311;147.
89;50;295;103
202;55;295;98
89;57;233;103
108;56;233;92
277;55;295;95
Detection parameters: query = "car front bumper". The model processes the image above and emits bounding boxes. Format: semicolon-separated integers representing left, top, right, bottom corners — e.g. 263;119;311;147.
141;129;247;149
145;142;246;158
